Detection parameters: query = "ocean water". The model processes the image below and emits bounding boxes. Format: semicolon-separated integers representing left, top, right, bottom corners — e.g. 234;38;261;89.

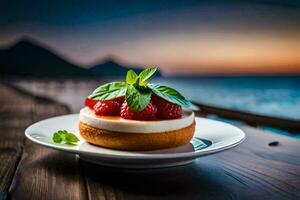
156;76;300;121
12;76;300;121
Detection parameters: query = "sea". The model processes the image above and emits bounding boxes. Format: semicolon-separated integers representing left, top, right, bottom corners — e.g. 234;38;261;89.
10;76;300;137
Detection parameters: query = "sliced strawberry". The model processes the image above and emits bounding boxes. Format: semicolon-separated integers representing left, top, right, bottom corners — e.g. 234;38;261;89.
84;98;98;109
93;100;121;116
152;95;182;119
120;102;157;120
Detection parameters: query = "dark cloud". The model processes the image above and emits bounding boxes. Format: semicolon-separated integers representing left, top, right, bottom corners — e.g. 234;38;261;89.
0;0;200;26
0;0;299;26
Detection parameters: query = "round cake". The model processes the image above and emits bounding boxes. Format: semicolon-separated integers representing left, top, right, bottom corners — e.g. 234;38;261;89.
78;67;196;151
79;107;195;150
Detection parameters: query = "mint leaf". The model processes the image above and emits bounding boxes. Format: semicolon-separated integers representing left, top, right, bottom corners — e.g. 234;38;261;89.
89;82;127;100
148;84;190;107
65;132;79;143
125;85;152;112
52;130;79;145
138;67;157;82
53;132;63;143
126;70;138;85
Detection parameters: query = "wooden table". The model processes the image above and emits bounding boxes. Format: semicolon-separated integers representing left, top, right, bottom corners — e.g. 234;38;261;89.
0;83;299;200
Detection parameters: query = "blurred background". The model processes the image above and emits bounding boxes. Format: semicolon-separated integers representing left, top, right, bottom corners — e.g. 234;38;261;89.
0;0;299;136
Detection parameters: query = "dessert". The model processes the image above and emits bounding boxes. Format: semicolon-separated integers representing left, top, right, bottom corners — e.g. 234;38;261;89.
79;67;195;150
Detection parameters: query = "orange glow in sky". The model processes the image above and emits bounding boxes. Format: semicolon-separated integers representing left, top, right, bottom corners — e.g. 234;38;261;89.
113;32;300;75
0;2;300;75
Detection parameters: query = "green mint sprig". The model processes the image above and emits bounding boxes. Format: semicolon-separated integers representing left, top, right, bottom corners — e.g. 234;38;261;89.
52;130;79;145
88;67;191;112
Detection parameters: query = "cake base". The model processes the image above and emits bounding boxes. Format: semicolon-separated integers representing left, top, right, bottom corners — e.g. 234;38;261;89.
79;121;196;151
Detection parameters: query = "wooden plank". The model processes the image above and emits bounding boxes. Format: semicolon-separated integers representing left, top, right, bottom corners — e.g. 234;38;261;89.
9;99;88;200
193;101;300;133
0;84;87;200
0;127;24;200
9;140;87;200
0;84;34;198
81;125;300;200
81;161;123;200
2;81;300;199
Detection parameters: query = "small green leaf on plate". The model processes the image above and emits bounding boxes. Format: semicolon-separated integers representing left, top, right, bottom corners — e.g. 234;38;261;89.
65;132;79;143
52;130;79;145
53;132;63;143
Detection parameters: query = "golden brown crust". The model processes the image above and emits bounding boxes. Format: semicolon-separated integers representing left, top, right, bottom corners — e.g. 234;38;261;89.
79;121;195;151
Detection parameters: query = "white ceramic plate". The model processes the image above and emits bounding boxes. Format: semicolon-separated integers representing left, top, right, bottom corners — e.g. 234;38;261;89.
25;114;245;168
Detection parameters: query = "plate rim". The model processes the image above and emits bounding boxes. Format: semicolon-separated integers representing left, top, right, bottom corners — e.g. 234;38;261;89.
25;114;246;160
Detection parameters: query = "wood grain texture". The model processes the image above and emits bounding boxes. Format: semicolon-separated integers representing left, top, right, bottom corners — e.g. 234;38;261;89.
0;84;33;196
0;83;88;200
1;82;300;200
81;125;300;200
9;102;88;200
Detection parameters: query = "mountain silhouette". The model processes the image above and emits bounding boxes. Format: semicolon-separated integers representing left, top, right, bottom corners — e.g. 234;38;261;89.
0;37;91;77
0;37;161;77
89;58;142;76
89;57;161;77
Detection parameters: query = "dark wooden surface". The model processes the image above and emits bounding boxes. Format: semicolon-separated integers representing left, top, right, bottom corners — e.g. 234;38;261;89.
0;83;299;200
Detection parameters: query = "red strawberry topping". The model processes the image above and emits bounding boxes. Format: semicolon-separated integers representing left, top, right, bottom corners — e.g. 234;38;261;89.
114;96;125;104
93;100;121;116
152;95;182;119
120;102;157;120
84;98;98;109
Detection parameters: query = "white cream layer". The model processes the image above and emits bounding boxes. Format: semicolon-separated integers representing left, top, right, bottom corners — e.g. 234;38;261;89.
79;107;194;133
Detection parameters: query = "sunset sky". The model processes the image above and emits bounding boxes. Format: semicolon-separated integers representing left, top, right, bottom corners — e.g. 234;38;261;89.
0;0;300;75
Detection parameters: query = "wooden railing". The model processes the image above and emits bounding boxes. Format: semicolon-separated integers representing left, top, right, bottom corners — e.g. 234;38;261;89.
192;101;300;133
